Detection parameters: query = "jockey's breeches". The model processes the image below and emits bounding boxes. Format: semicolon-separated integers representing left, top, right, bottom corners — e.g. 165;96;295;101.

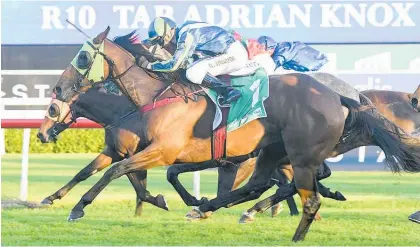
185;40;248;84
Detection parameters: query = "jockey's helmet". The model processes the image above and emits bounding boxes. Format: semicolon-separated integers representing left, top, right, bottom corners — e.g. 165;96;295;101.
257;36;277;51
148;17;177;46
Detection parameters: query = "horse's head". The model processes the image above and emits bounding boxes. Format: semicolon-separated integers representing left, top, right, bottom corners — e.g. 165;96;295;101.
38;80;128;143
37;96;77;143
38;26;140;142
39;26;170;142
410;85;420;112
52;27;114;104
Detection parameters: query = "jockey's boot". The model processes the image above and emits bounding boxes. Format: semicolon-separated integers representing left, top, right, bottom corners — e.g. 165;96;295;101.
202;73;241;105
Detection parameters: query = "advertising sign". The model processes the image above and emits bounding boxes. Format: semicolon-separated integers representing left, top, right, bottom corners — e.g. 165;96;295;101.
2;0;420;44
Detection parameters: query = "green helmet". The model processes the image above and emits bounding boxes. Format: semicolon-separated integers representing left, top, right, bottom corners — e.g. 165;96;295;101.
148;17;177;45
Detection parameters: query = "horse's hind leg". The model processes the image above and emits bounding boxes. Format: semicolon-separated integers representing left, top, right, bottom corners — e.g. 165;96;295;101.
274;165;299;216
126;171;168;216
292;166;321;242
167;161;219;206
186;143;285;220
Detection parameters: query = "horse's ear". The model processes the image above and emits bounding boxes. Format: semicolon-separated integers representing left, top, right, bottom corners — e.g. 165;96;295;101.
93;26;110;44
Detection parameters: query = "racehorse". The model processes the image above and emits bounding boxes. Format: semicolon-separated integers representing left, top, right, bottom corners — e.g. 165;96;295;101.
362;89;420;133
409;85;420;113
38;81;168;215
38;80;344;218
230;88;420;222
46;27;420;241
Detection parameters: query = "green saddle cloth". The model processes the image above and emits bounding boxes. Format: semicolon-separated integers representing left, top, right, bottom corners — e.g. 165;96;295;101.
204;68;270;132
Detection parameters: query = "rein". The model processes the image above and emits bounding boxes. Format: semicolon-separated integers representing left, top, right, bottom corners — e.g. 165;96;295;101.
73;39;206;120
104;108;139;129
140;88;204;113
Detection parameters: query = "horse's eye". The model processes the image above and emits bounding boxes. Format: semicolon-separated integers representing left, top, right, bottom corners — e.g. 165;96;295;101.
53;87;62;96
76;51;92;69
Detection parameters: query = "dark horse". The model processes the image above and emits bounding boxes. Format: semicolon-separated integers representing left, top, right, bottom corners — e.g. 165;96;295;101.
38;80;345;218
37;81;168;215
46;27;420;241
234;88;420;222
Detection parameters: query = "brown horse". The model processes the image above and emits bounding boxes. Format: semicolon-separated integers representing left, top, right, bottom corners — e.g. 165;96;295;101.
409;85;420;113
46;27;420;242
37;81;297;215
363;89;420;133
38;80;345;219
37;81;168;215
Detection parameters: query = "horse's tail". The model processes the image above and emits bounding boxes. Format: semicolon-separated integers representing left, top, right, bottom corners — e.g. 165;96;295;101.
339;95;420;173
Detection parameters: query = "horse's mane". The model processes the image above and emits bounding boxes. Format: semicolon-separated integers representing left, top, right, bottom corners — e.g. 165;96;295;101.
113;31;158;62
111;31;203;99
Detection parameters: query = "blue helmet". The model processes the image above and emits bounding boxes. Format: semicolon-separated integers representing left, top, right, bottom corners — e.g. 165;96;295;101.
257;36;277;50
148;17;177;45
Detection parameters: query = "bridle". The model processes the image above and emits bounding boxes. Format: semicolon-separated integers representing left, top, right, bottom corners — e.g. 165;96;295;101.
47;107;78;140
71;39;137;94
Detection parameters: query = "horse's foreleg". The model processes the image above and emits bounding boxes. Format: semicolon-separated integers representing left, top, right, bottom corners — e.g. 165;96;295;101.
126;171;168;216
186;144;284;220
67;144;168;221
167;161;219;206
40;147;119;206
292;166;321;242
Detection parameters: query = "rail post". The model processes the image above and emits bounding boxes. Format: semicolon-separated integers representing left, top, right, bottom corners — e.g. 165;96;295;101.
20;128;31;201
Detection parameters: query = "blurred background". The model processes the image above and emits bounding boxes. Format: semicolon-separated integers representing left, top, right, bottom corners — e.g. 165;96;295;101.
3;0;420;165
1;1;420;245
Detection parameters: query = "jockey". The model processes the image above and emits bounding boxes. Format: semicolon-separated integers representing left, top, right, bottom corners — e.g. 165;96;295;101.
138;17;250;105
256;36;329;74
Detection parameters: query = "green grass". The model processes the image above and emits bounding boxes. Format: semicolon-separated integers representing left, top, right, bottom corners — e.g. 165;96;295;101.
2;154;420;246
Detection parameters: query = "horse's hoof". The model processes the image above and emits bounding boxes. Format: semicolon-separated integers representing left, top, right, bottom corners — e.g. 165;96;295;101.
67;209;85;222
238;212;255;224
40;198;54;206
335;191;347;201
271;203;283;217
186;208;211;221
408;211;420;224
156;194;169;211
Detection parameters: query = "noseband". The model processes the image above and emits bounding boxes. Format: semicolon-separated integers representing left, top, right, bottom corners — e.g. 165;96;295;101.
72;40;136;93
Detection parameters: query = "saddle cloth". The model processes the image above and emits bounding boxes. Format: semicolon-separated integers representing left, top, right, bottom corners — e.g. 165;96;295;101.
204;67;270;133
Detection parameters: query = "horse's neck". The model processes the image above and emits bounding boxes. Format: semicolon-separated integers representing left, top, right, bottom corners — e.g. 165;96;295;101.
106;40;167;108
77;92;136;126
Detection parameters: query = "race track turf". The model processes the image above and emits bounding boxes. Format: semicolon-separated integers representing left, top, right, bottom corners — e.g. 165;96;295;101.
2;154;420;246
